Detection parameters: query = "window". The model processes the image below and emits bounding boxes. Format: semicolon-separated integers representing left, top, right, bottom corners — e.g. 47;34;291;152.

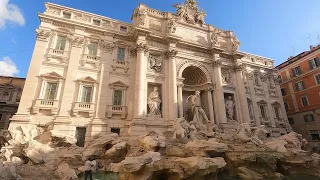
254;73;260;84
277;75;282;83
295;81;305;91
55;35;67;51
274;106;281;119
309;130;320;140
309;58;320;70
111;128;120;135
87;43;98;56
281;88;287;96
44;82;57;100
259;105;267;118
284;101;289;112
117;47;125;61
288;118;294;124
113;90;123;105
81;86;92;103
247;99;254;119
304;114;315;122
301;96;309;107
63;12;71;19
93;19;101;26
292;66;301;77
0;114;2;121
120;26;127;32
315;74;320;85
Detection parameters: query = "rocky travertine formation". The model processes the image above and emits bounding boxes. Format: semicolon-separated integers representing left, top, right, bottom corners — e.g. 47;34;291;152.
0;123;319;180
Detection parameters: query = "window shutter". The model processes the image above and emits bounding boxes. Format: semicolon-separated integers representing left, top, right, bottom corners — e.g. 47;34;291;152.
309;60;315;70
297;66;301;75
316;75;320;84
315;58;320;67
302;81;305;89
295;83;299;91
292;69;296;77
60;37;66;50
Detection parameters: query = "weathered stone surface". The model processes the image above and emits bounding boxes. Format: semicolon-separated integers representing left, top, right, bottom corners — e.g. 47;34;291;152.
139;131;166;152
265;139;288;153
82;133;119;159
122;152;161;172
57;163;78;179
185;138;228;157
104;141;130;163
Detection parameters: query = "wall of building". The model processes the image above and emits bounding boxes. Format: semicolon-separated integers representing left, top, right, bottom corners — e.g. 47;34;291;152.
277;46;320;145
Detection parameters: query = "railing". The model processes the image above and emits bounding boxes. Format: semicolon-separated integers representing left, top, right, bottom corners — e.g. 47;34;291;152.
48;48;68;59
74;102;95;111
107;105;127;119
260;117;271;127
111;59;129;72
35;99;59;108
83;54;100;61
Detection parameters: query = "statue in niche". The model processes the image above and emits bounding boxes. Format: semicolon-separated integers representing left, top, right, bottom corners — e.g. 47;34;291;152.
147;87;162;117
149;55;162;72
225;96;235;121
187;91;210;133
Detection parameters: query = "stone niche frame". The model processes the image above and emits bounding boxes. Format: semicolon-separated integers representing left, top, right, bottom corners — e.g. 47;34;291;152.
223;92;238;123
146;82;163;119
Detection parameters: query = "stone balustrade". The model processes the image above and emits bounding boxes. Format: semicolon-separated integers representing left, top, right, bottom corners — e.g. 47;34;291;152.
35;99;59;108
48;48;69;60
107;105;127;119
111;59;129;72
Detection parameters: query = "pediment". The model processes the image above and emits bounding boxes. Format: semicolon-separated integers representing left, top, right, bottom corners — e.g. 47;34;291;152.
40;71;63;79
271;101;280;106
77;76;97;83
109;81;128;89
257;99;267;104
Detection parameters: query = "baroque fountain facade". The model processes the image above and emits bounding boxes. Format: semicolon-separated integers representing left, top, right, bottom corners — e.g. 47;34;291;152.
2;1;319;180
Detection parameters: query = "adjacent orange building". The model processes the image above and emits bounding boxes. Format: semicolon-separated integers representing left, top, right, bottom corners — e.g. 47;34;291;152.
276;45;320;145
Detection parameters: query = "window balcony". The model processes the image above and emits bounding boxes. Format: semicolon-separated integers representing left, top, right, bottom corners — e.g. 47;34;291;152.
33;99;59;115
73;102;95;117
106;105;127;119
260;117;271;127
275;118;285;128
47;48;69;61
111;59;129;73
80;54;101;68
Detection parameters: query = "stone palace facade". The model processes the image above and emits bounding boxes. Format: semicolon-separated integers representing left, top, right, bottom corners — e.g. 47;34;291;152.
9;0;291;145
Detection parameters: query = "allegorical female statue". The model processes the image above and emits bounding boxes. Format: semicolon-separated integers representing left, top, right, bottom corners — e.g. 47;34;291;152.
225;96;235;121
147;87;162;117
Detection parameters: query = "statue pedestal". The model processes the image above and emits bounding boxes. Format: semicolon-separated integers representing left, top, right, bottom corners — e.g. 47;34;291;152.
128;118;147;137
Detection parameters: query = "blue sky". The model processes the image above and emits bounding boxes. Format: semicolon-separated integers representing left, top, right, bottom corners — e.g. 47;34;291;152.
1;0;320;78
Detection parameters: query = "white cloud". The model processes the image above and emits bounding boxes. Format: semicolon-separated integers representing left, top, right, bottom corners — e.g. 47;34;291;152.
0;56;19;76
0;0;25;28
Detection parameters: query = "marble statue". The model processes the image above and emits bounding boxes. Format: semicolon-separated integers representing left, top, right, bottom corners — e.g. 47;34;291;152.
236;123;267;147
173;3;185;18
147;87;162;117
187;91;211;134
195;10;206;26
225;96;235;121
173;119;187;139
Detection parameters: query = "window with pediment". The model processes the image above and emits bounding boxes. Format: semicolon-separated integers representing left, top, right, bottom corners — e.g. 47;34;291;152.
76;76;97;104
257;100;268;118
38;72;63;100
272;101;282;119
107;81;128;119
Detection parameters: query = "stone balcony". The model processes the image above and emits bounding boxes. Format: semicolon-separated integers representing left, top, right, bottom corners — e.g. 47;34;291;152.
80;54;101;68
73;102;95;117
46;48;69;61
106;105;127;119
260;117;271;127
33;99;59;115
111;59;129;73
275;118;285;128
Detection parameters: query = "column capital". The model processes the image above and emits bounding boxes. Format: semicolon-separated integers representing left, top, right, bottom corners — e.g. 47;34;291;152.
212;60;222;67
177;83;184;88
102;41;115;54
166;49;178;58
233;64;243;72
36;28;52;42
136;42;149;53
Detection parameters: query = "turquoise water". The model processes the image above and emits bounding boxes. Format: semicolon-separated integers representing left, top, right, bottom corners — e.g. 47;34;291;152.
77;172;118;180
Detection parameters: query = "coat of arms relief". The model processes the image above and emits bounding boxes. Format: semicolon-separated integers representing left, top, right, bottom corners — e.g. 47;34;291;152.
173;0;206;26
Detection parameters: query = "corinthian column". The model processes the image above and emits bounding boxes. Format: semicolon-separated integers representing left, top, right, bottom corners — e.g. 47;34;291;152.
234;65;250;123
177;84;184;118
206;87;215;124
133;43;148;119
212;54;228;123
166;49;178;120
